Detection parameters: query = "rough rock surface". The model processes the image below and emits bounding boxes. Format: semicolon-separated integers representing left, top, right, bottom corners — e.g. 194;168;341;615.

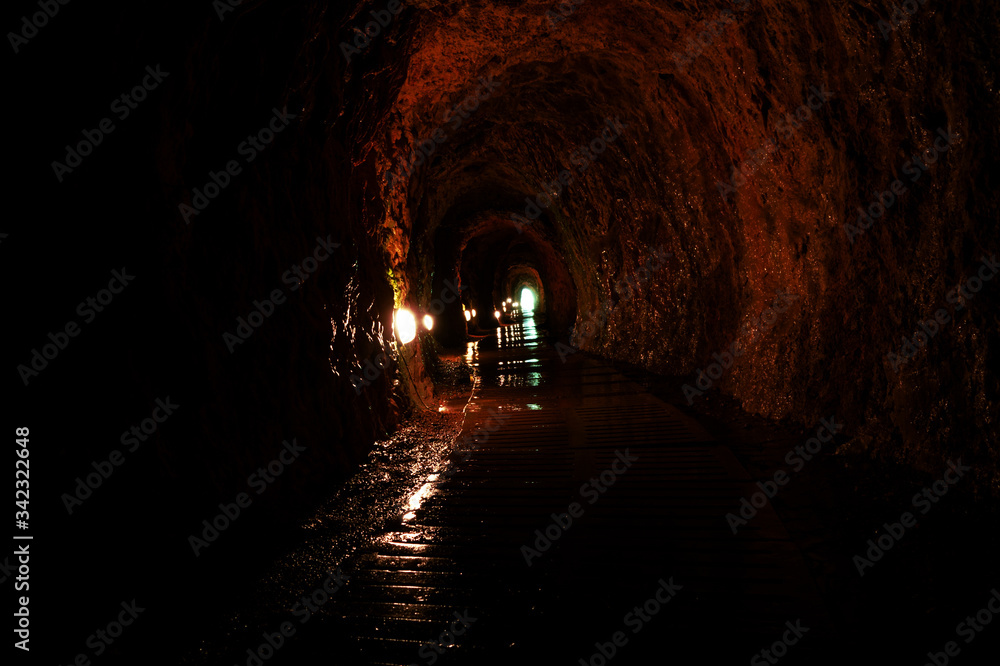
162;0;995;495
42;0;997;508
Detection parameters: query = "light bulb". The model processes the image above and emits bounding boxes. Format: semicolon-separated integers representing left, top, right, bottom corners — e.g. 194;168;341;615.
394;309;417;344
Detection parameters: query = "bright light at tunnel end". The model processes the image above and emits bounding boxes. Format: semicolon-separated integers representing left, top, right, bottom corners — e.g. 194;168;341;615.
394;309;417;344
520;287;536;312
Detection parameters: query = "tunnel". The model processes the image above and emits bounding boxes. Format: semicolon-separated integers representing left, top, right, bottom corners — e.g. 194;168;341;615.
11;0;1000;664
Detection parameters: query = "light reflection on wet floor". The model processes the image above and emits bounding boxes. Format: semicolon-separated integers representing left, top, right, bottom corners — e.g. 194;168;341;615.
186;315;840;665
329;314;840;665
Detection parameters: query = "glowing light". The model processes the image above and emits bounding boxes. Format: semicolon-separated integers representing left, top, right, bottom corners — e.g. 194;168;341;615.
494;310;501;319
507;298;512;303
394;309;417;344
513;302;520;308
464;310;471;321
520;287;536;312
471;309;476;318
422;314;434;330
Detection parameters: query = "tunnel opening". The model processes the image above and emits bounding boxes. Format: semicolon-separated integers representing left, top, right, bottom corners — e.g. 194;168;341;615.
519;286;536;313
425;212;577;347
500;256;546;324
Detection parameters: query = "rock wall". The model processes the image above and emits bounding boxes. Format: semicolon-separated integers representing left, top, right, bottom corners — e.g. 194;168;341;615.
359;0;1000;494
41;0;996;510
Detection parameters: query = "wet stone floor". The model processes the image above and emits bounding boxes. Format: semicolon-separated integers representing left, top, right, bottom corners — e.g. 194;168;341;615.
187;316;850;665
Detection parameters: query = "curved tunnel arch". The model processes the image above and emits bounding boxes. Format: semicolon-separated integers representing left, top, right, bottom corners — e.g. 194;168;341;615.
39;3;1000;659
491;234;565;325
394;35;744;373
504;268;544;316
149;0;999;510
352;0;996;494
428;210;577;345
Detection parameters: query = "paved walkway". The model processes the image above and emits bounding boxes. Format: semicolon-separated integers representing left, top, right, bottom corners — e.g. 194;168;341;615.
321;317;840;664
